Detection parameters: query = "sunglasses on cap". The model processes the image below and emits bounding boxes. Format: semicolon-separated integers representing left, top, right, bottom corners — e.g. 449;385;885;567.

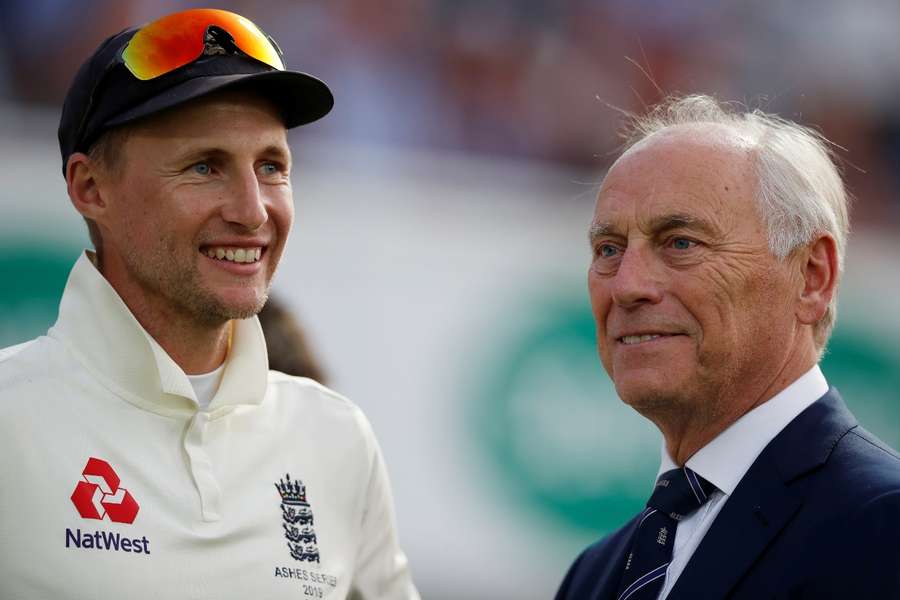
60;7;333;175
121;8;284;80
65;7;300;166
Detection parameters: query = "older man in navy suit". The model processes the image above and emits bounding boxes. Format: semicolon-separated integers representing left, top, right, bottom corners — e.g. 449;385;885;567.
556;95;900;600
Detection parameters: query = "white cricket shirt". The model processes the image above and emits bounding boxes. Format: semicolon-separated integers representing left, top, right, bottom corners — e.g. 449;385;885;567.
655;365;829;598
0;252;420;600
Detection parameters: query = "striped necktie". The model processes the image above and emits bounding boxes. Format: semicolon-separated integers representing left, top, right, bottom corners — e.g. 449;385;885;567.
616;467;717;600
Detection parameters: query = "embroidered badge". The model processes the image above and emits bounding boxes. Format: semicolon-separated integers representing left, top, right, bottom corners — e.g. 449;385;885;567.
70;457;140;524
657;526;668;545
276;474;320;563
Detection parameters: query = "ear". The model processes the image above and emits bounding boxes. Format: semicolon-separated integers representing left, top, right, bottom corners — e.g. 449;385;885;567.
65;152;109;222
796;233;839;326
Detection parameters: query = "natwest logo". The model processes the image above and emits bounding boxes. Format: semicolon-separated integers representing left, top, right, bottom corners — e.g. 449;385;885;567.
70;457;140;524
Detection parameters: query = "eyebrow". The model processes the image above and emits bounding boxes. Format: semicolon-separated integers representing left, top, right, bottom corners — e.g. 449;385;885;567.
259;144;292;162
588;213;717;244
588;221;615;244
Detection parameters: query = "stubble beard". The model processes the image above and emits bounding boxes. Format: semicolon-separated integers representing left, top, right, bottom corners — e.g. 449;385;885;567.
123;242;271;328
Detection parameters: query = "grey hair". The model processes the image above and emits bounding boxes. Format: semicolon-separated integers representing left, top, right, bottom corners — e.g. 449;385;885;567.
621;95;850;351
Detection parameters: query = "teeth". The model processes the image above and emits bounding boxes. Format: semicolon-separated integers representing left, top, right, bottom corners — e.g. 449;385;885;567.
203;246;263;264
621;334;662;345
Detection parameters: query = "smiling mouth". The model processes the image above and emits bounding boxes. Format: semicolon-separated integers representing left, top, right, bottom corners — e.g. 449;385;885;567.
200;246;263;264
617;333;681;345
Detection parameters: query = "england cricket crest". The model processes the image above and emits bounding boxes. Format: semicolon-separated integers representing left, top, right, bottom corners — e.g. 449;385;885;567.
275;474;320;563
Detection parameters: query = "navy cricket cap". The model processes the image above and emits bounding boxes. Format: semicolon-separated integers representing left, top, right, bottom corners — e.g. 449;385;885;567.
58;18;333;176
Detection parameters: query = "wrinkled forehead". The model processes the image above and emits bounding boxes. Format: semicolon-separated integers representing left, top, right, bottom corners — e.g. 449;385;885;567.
594;124;761;232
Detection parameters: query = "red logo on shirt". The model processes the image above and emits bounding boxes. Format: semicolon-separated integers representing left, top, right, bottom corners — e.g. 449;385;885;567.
70;457;140;524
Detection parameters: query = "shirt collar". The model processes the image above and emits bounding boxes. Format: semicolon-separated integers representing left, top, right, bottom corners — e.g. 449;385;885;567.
658;364;829;495
48;251;269;417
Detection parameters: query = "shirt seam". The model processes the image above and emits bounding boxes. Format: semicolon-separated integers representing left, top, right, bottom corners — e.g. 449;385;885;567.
846;428;900;462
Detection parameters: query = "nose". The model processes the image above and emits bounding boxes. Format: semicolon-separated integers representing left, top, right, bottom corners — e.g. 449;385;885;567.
609;242;664;308
220;168;268;231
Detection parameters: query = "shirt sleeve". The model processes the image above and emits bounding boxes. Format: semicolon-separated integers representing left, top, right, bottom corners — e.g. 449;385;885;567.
348;416;420;600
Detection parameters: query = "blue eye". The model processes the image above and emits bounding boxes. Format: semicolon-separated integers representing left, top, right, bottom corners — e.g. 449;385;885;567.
193;162;211;175
671;238;695;250
598;244;619;258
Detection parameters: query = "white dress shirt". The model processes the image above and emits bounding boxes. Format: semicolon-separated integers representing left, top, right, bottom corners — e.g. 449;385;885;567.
656;365;829;599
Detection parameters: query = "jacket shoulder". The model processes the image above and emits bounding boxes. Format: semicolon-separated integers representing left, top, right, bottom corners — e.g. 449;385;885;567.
827;425;900;496
555;516;638;600
806;465;900;596
844;425;900;463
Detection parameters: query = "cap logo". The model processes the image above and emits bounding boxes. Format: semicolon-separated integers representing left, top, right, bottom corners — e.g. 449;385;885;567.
203;25;238;57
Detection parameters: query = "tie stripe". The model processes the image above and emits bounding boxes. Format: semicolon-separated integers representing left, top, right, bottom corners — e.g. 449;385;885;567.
684;467;707;504
637;508;657;527
618;563;669;600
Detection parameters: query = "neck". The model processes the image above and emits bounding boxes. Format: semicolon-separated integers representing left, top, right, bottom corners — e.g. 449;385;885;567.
656;344;819;466
99;262;229;376
138;312;230;375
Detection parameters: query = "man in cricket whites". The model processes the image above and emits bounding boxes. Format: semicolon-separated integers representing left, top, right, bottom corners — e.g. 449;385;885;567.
0;8;419;599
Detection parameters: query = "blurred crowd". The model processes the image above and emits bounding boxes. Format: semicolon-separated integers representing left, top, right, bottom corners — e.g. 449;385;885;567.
2;0;899;227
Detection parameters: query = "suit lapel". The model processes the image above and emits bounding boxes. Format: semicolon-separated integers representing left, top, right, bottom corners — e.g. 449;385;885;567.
586;519;637;600
668;390;857;599
668;449;805;599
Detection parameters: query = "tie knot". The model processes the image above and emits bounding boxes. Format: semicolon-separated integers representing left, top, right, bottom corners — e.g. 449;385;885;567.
647;467;716;521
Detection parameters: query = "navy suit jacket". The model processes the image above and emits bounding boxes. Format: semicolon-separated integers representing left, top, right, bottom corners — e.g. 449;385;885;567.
556;389;900;599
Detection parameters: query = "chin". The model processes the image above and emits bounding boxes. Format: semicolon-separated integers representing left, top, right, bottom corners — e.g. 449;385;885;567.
220;295;268;320
222;305;264;321
614;375;685;414
183;289;268;325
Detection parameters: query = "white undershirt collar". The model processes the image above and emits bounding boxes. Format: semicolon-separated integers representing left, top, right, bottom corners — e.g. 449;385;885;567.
187;362;226;410
658;364;829;495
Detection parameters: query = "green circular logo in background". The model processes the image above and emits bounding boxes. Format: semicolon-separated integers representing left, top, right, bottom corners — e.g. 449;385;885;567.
468;287;900;535
469;291;658;536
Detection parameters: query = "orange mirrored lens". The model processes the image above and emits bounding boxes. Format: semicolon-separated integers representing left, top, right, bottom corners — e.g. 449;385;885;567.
122;8;284;81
